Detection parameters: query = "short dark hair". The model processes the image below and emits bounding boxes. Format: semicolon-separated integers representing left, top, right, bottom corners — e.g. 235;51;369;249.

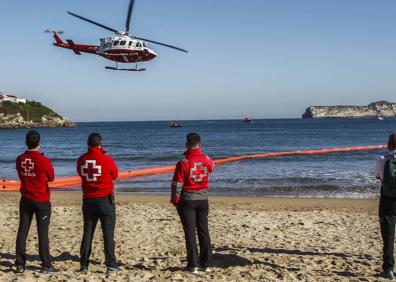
87;133;102;147
186;133;201;147
388;133;396;150
26;130;40;149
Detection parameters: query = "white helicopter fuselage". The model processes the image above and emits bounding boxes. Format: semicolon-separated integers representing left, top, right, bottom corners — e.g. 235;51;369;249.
98;35;157;63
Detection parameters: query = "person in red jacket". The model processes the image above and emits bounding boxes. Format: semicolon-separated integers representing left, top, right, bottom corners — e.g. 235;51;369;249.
171;133;215;274
76;133;119;274
15;130;57;274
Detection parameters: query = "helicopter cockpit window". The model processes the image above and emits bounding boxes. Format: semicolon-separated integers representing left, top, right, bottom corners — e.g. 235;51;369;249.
120;41;126;46
129;41;133;46
136;42;142;48
113;41;120;46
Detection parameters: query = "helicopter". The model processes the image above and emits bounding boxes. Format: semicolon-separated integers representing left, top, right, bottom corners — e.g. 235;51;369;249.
46;0;188;71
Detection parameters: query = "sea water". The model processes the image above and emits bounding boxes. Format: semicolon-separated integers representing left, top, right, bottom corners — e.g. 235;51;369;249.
0;118;395;198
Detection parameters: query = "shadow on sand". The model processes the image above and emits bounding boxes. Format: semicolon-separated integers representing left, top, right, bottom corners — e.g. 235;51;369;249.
211;245;375;278
0;251;103;273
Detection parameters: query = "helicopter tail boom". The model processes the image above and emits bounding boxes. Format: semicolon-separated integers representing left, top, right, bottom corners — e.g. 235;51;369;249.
46;30;99;55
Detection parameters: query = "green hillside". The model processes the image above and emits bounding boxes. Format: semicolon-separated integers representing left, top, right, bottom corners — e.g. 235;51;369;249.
0;101;60;122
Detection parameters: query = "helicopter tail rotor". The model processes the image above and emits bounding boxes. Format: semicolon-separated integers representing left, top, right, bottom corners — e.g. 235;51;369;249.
45;29;65;45
44;29;64;35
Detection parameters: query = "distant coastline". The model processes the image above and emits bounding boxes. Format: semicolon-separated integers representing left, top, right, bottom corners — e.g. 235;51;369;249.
302;101;396;119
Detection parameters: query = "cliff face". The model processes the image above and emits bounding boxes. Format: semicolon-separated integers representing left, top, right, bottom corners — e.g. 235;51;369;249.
302;101;396;118
0;113;75;128
0;101;75;128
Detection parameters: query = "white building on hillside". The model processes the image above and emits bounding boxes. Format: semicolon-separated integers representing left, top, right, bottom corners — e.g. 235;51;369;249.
0;92;27;104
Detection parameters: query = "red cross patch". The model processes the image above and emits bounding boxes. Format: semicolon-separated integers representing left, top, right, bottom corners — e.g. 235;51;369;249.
190;162;208;182
81;160;102;182
21;159;34;172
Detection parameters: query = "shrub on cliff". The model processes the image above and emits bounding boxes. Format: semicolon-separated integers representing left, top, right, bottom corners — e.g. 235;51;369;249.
0;100;60;122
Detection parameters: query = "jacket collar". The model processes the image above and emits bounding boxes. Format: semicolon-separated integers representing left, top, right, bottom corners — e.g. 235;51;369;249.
25;150;42;155
88;146;106;155
184;147;201;157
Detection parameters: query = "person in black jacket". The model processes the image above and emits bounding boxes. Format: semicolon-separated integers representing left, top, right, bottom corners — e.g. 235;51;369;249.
376;133;396;280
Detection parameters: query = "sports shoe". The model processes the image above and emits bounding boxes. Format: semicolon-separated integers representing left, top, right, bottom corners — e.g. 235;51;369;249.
40;266;59;275
202;267;212;273
188;267;199;274
382;268;395;280
106;266;121;274
78;266;88;274
14;265;25;274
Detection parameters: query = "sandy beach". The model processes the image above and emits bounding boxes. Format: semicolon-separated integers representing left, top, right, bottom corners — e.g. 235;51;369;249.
0;192;386;281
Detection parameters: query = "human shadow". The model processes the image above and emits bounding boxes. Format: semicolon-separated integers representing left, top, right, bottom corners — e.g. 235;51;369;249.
215;246;374;260
0;251;103;272
212;246;376;278
0;253;42;273
212;252;300;272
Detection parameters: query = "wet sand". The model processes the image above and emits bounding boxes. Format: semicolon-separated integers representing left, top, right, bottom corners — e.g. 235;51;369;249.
0;191;386;281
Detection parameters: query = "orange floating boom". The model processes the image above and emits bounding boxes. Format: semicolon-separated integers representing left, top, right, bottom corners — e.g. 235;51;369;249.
1;144;386;191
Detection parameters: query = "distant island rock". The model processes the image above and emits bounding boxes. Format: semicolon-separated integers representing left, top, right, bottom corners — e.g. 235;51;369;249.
302;101;396;119
0;92;75;129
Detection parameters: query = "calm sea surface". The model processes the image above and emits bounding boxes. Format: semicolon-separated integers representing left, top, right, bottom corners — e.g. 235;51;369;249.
1;119;395;198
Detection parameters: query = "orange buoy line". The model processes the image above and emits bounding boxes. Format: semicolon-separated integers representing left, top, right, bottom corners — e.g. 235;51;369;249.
1;144;386;191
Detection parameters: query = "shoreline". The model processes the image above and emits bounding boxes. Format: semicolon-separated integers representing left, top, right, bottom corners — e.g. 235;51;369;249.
1;191;379;210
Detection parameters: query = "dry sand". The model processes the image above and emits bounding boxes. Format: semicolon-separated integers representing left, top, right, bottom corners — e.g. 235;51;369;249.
0;192;387;281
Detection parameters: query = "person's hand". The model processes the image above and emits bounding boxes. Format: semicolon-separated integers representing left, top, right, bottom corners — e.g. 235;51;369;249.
170;195;181;207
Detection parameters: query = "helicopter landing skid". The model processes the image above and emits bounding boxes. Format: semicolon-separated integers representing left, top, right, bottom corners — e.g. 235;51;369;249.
105;66;146;71
105;62;145;71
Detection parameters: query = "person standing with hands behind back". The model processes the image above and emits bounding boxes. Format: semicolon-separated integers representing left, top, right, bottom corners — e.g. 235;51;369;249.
377;133;396;280
15;130;58;274
77;133;120;274
171;133;215;274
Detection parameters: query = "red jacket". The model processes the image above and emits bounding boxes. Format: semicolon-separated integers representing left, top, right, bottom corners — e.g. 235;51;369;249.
171;148;215;200
16;150;55;202
77;147;118;199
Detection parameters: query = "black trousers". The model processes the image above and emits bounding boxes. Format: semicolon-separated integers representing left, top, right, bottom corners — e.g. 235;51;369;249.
177;200;212;268
379;195;396;271
80;194;117;268
15;197;52;268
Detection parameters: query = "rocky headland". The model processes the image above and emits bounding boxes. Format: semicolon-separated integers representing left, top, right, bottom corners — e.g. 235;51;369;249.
302;101;396;119
0;100;75;129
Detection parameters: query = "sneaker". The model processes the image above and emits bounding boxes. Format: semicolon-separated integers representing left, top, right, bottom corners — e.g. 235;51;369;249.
188;267;199;274
14;265;25;274
202;267;212;273
382;268;395;280
40;266;59;275
106;266;121;274
78;266;88;274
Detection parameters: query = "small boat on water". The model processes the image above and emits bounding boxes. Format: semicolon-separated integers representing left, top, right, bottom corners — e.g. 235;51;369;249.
376;115;384;120
243;116;253;123
170;121;182;128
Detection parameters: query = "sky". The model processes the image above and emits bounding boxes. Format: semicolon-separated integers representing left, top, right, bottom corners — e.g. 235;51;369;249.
0;0;395;121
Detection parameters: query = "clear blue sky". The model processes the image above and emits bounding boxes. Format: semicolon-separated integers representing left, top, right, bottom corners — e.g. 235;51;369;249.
0;0;395;121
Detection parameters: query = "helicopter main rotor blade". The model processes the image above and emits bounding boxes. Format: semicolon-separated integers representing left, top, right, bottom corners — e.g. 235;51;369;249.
134;37;188;53
67;11;118;33
125;0;135;33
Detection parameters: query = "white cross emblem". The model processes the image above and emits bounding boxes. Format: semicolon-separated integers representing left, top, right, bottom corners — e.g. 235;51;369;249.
81;160;102;182
21;159;34;172
190;162;208;182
